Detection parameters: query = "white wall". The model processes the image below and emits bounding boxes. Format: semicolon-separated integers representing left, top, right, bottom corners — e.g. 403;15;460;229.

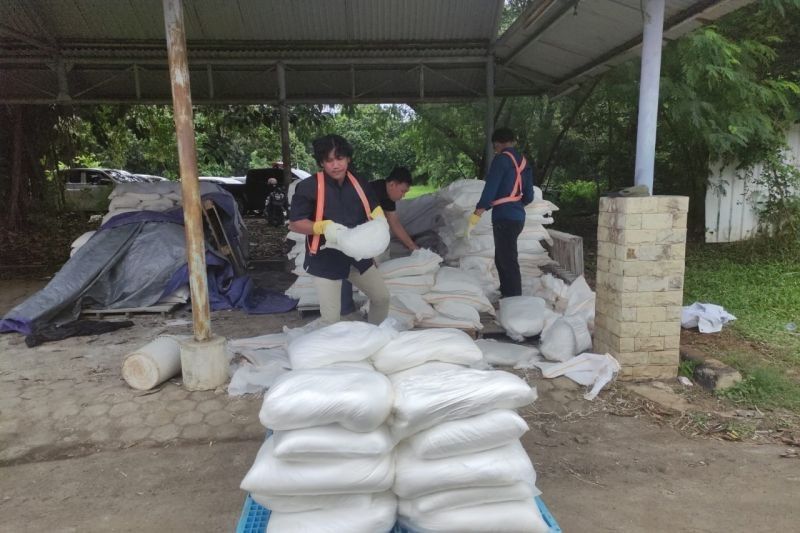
705;124;800;243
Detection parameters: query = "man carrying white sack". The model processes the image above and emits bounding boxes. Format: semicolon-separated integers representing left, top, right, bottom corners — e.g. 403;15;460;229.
468;128;534;297
289;134;390;325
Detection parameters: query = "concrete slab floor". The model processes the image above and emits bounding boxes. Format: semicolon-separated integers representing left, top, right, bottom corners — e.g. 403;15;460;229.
1;280;799;532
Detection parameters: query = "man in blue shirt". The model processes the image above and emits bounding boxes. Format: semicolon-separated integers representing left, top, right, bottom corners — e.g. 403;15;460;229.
468;128;534;297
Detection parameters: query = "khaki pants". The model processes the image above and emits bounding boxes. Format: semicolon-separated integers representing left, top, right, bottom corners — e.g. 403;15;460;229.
314;266;390;325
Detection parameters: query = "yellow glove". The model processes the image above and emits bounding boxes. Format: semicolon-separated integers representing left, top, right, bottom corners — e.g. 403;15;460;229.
466;212;481;237
312;220;332;235
371;206;385;219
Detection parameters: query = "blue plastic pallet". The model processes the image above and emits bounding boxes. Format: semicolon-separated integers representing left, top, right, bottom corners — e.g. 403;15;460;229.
235;493;561;533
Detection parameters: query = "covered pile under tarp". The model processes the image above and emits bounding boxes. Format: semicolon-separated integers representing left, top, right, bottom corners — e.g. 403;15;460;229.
0;185;295;336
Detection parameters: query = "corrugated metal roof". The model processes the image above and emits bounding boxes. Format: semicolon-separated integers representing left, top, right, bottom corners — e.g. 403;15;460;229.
0;0;755;103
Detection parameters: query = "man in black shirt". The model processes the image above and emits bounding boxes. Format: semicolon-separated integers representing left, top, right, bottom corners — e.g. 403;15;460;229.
288;135;390;325
370;166;418;252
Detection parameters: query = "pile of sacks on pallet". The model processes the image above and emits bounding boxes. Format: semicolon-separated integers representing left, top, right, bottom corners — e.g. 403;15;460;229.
434;179;559;300
285;243;493;332
239;322;550;532
70;182;232;256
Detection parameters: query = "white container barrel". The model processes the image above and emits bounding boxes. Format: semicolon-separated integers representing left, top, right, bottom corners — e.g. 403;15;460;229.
122;336;183;390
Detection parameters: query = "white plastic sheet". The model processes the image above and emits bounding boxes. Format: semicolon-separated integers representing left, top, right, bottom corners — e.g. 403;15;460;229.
533;352;620;400
259;368;393;431
681;302;737;333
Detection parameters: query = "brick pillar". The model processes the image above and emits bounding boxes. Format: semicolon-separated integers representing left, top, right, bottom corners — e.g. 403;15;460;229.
593;196;688;379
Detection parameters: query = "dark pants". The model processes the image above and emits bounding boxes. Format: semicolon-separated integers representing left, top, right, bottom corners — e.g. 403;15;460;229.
493;219;524;298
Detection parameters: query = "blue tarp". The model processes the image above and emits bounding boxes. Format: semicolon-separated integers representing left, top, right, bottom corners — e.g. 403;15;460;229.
1;190;296;336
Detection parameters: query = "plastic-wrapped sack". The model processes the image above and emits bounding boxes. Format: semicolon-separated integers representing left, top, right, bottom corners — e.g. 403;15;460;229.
393;440;536;498
424;291;494;314
378;248;443;278
326;217;390;261
497;296;558;341
272;424;393;461
390;369;537;440
433;301;481;329
389;361;466;381
399;498;549;533
431;267;485;297
265;491;397;533
372;329;482;374
287;321;393;369
438;179;486;210
391;294;436;322
417;313;482;331
259;368;393;432
564;276;596;329
384;274;435;295
406;409;529;459
252;493;372;513
539;315;592;362
240;437;394;495
475;339;540;368
401;481;537;514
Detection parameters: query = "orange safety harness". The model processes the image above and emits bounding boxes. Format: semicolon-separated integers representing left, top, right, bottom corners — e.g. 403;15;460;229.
490;151;527;207
308;171;372;255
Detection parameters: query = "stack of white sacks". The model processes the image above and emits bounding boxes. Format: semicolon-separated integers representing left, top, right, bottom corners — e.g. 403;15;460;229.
240;322;550;532
285;243;492;332
103;182;187;225
434;179;560;300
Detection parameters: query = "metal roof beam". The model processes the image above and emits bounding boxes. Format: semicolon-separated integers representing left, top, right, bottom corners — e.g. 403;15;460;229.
499;0;579;66
0;55;487;67
0;25;59;55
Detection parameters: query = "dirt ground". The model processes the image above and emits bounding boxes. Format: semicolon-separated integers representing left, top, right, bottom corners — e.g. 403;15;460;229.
1;219;799;532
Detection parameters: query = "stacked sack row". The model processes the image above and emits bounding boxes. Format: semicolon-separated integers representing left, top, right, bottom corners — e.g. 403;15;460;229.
375;250;494;332
284;241;494;332
240;322;398;531
103;182;189;225
240;322;552;533
495;272;596;364
433;179;560;302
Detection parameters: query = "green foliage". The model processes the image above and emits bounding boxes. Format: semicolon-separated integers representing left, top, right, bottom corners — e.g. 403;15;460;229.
558;180;599;213
405;184;439;199
718;367;800;411
322;105;415;180
678;359;700;379
746;152;800;243
684;242;800;361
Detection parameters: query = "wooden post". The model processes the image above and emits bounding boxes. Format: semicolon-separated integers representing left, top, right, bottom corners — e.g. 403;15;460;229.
162;0;211;342
7;105;24;229
277;62;293;187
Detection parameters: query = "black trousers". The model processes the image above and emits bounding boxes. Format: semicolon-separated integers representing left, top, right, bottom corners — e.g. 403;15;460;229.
493;219;524;298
